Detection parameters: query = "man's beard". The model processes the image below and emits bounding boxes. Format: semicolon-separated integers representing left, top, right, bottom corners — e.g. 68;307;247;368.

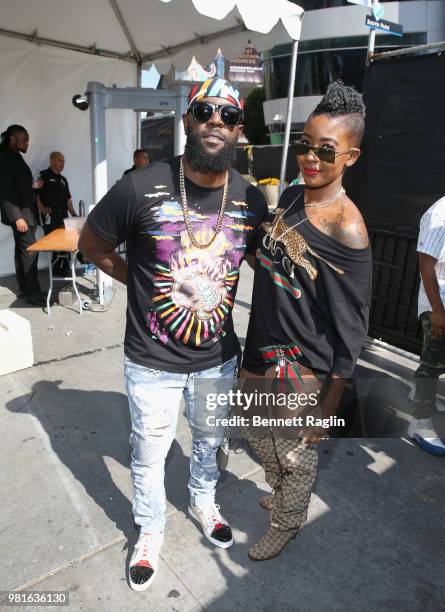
184;126;237;173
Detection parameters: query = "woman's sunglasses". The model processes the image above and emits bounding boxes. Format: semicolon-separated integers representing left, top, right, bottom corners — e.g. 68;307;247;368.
293;140;358;164
188;101;244;128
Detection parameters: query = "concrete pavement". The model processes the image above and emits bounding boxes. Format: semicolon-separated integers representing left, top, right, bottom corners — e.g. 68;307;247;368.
0;265;444;612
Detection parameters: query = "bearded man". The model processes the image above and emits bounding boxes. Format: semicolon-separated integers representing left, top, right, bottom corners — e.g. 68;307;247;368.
0;124;45;305
79;78;267;590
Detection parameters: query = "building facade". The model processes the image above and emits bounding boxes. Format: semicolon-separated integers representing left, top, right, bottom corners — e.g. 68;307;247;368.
263;0;445;132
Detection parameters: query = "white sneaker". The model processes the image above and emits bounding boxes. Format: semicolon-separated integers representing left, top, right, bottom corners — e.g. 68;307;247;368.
407;418;445;456
128;531;163;591
188;500;233;548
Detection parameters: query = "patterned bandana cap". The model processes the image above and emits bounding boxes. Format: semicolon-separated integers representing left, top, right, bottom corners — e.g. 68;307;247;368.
188;78;244;110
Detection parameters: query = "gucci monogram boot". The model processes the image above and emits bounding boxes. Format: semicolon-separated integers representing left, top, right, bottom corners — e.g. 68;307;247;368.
248;526;299;561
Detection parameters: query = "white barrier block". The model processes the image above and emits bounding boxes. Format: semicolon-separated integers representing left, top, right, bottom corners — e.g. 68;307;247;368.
0;310;34;376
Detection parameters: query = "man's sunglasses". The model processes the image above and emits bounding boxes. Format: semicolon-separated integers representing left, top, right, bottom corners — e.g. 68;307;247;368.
188;101;243;127
292;140;358;164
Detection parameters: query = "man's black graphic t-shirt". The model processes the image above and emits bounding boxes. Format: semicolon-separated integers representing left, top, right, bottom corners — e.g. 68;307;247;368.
88;157;267;373
243;185;372;378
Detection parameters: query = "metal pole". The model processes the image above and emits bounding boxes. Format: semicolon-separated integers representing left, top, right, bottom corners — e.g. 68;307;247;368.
366;0;378;64
0;26;137;63
279;39;299;196
136;62;142;148
174;85;190;156
88;82;108;206
87;81;112;306
367;28;376;64
372;40;445;61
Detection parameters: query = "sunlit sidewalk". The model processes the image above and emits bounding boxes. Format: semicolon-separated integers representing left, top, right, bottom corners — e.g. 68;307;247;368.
0;265;443;611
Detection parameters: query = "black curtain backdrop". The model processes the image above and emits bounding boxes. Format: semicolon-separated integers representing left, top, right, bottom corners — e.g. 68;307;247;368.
346;52;445;353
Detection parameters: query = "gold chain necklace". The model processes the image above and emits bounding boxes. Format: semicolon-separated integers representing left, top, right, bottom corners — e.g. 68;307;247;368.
179;157;228;249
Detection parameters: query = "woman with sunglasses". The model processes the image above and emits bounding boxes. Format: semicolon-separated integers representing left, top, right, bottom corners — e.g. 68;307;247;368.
241;80;372;560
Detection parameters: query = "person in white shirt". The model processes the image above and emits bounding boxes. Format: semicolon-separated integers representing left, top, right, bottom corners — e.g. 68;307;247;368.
409;196;445;455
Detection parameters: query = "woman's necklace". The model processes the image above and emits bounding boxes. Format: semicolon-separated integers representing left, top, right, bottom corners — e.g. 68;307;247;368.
179;157;228;249
269;186;345;257
305;187;345;207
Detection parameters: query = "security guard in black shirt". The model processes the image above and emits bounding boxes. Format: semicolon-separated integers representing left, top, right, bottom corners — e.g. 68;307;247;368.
0;124;45;305
37;151;78;276
37;151;77;232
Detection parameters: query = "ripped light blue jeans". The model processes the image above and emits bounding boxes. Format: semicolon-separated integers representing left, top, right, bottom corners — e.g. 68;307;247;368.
124;354;238;533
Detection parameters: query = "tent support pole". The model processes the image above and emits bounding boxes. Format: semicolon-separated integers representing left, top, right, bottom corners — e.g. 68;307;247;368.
279;39;299;196
0;27;136;62
174;85;189;156
136;61;142;148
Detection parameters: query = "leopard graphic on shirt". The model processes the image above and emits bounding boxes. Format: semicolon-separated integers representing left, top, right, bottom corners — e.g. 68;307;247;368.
262;208;345;281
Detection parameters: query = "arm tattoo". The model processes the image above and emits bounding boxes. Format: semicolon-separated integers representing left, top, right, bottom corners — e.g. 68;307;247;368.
332;220;369;248
316;214;369;249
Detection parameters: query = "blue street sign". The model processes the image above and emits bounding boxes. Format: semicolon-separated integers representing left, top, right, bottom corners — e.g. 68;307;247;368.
365;15;403;37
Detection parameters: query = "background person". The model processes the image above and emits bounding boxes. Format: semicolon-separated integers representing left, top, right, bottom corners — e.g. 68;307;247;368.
409;197;445;455
37;151;77;233
0;124;45;305
37;151;77;276
122;148;150;176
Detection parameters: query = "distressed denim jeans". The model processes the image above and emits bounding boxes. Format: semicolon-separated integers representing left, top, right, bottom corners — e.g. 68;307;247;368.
124;354;238;533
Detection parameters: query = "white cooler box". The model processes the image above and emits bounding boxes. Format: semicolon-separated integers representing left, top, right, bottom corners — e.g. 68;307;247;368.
0;310;34;376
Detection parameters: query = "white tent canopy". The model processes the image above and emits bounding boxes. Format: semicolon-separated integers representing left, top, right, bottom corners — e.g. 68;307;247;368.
0;0;303;73
0;0;303;278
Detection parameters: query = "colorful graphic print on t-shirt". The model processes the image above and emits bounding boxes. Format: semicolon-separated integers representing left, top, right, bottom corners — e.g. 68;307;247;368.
147;198;255;347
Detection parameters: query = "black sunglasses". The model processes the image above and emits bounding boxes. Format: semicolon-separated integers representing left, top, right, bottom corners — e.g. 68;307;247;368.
188;101;243;128
293;140;358;164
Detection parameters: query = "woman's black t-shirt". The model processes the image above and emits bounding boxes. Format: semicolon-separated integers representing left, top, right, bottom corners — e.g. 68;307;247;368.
243;185;372;378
